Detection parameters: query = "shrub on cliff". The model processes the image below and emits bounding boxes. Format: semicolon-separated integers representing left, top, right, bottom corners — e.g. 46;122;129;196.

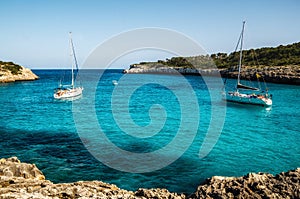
211;42;300;68
0;62;22;75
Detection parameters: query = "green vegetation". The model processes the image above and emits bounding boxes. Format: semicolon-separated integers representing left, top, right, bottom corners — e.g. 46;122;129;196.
0;61;22;75
211;42;300;68
136;56;215;69
161;57;194;68
137;58;193;67
134;42;300;69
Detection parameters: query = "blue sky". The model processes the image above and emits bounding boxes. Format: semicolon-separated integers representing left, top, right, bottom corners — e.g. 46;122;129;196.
0;0;299;69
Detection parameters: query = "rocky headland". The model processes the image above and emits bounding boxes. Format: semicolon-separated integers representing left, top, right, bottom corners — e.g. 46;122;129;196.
123;41;300;85
123;64;300;85
0;62;38;83
0;157;299;199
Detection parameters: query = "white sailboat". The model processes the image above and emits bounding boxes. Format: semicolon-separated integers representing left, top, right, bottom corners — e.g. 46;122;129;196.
54;32;83;99
224;21;272;107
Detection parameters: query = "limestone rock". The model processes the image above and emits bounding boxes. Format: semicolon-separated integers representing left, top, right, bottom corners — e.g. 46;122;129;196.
1;157;299;198
0;157;45;180
191;168;300;199
0;157;182;198
124;64;300;85
135;188;186;199
0;66;39;83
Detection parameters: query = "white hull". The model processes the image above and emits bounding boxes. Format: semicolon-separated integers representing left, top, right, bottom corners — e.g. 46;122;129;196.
224;92;272;106
54;87;83;99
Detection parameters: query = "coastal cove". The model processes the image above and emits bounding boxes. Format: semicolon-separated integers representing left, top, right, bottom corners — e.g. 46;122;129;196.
0;69;299;195
2;0;300;197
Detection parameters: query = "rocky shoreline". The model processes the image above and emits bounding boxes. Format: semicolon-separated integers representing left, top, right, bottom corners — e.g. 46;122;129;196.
0;157;299;198
123;65;300;85
0;66;39;83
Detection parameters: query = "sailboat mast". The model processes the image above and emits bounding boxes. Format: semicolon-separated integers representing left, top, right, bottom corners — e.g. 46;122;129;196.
69;32;74;89
237;21;245;88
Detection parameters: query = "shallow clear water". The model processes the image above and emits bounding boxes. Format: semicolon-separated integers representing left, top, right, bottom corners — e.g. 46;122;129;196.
0;69;299;193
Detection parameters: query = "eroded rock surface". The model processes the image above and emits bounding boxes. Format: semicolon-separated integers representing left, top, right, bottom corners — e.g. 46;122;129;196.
0;157;182;199
0;157;299;199
191;169;300;199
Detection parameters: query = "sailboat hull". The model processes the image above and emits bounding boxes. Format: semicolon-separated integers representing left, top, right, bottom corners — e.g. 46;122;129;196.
224;92;272;107
54;87;83;99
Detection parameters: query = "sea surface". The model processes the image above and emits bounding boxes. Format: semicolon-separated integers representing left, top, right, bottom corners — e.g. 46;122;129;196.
0;69;299;193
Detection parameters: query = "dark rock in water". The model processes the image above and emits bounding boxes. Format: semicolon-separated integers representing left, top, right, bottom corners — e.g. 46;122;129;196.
0;157;299;198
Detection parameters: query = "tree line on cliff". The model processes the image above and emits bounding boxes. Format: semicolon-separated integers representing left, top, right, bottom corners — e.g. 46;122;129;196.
136;42;300;69
212;41;300;68
0;61;22;75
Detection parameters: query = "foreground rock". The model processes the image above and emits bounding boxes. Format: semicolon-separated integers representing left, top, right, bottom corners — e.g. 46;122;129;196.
0;65;39;83
0;157;183;199
191;169;300;199
0;157;299;198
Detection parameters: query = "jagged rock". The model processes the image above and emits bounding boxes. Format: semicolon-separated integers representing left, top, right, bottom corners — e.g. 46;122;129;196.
0;157;182;198
0;157;44;180
1;157;299;198
135;188;185;199
191;168;300;199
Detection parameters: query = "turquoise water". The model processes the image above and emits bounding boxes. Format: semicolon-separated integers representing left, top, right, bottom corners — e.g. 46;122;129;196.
0;69;299;193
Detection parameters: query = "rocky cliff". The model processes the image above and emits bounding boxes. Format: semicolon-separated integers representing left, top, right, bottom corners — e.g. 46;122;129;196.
0;64;39;83
0;157;299;199
123;64;300;85
222;65;300;85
